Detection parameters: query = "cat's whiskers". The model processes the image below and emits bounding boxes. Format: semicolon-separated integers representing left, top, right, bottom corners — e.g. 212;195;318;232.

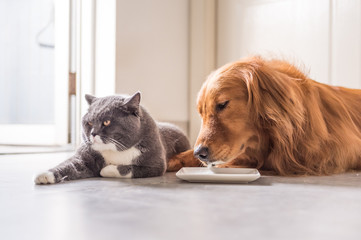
82;133;92;145
107;139;125;150
102;136;127;151
110;142;127;151
107;137;127;148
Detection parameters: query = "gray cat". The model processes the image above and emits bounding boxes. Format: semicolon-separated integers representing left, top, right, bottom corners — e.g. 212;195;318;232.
34;92;190;184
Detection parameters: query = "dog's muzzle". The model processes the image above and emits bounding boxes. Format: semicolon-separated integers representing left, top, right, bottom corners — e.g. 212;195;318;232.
194;144;210;162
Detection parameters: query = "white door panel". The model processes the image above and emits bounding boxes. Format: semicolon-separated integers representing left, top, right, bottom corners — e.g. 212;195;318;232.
0;0;70;145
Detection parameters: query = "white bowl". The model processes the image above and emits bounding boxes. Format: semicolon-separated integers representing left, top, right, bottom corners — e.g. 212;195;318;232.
176;167;261;183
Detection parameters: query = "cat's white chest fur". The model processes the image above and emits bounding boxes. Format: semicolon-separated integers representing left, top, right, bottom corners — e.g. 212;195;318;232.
91;138;141;178
101;146;141;165
91;136;141;166
92;142;141;165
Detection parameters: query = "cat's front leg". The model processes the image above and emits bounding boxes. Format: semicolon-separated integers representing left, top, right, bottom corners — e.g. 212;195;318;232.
34;171;57;184
100;164;164;178
100;165;132;178
34;145;104;184
35;157;98;184
34;157;93;184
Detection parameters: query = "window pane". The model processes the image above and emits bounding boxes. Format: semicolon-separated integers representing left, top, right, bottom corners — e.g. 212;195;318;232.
0;0;55;124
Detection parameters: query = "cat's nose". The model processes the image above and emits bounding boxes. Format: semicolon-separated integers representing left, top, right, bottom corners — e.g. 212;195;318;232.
91;132;97;137
194;144;209;162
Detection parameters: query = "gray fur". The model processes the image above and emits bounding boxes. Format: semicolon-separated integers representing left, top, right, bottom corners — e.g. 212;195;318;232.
39;92;190;183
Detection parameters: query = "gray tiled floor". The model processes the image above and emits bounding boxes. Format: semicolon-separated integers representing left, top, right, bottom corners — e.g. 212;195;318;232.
1;152;361;240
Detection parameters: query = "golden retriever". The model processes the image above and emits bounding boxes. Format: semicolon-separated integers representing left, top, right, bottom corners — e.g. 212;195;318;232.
167;56;361;175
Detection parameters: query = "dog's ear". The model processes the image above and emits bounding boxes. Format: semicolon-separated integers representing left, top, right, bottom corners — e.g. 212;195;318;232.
245;63;305;124
244;60;309;175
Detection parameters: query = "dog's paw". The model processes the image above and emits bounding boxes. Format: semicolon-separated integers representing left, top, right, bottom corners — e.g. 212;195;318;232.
34;171;56;185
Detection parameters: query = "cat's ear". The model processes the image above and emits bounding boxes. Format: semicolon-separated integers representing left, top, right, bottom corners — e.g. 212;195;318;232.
124;92;141;114
85;94;96;105
124;92;141;107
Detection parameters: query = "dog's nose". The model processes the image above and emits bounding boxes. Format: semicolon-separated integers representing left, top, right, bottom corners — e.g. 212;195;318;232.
194;145;209;161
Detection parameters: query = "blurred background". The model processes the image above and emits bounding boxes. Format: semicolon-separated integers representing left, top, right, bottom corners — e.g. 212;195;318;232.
0;0;360;152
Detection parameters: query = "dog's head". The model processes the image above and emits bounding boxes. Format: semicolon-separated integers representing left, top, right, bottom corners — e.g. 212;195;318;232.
194;56;306;165
194;59;259;164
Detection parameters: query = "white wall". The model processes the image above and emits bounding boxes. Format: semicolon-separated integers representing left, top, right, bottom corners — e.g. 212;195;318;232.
188;0;216;144
331;0;361;88
218;0;361;88
115;0;189;126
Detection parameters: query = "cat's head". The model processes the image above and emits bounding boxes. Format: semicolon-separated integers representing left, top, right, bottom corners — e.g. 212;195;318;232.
82;92;142;152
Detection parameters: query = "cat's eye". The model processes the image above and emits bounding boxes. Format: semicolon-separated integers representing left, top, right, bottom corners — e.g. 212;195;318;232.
103;120;111;126
216;100;229;112
88;122;93;126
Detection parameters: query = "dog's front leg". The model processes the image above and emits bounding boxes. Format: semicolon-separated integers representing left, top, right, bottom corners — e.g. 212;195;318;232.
215;152;260;169
167;149;203;171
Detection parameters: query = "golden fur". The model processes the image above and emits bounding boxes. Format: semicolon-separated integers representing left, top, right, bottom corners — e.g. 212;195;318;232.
168;56;361;175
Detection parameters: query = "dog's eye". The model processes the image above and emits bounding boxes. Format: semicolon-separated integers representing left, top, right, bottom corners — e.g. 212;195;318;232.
216;101;229;112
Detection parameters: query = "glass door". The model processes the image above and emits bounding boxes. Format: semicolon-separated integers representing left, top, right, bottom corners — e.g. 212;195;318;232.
0;0;70;146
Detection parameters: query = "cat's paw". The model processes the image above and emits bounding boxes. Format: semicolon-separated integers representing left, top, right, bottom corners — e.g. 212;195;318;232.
100;165;132;178
34;171;56;184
